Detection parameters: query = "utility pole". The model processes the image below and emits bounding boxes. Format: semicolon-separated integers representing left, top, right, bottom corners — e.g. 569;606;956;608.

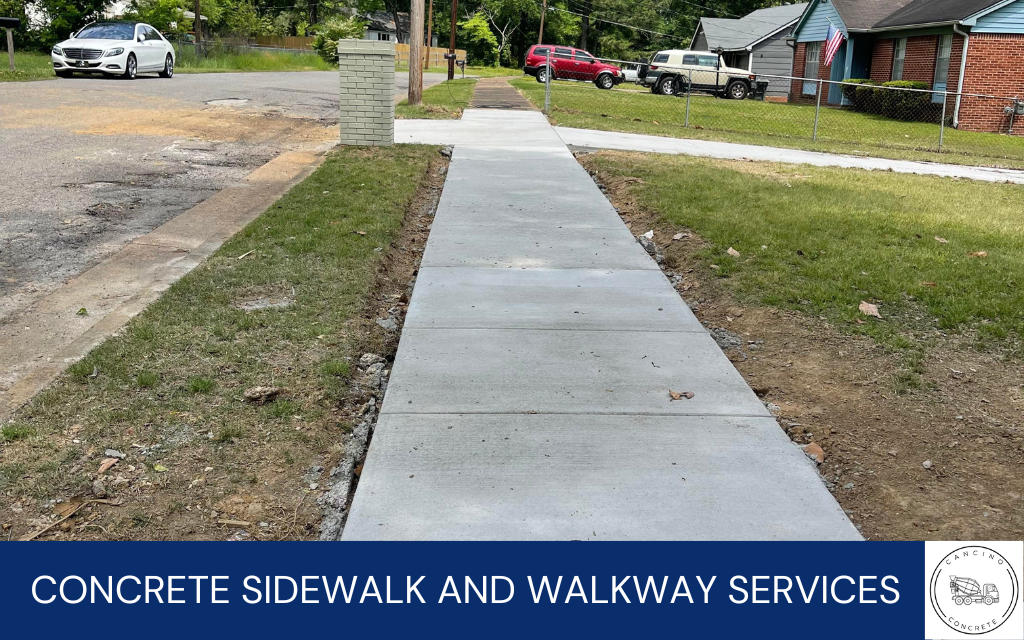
424;0;433;70
193;0;201;43
447;0;457;80
537;0;546;44
408;0;424;105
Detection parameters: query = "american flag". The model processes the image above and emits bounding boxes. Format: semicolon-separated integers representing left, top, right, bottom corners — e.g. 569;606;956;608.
823;23;845;67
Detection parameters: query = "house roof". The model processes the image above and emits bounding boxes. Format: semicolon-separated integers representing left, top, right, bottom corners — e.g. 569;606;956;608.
829;0;918;30
362;10;409;34
873;0;1005;28
699;3;808;50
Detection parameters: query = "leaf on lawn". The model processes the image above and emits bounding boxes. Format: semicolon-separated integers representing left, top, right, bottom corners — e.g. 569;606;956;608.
859;301;882;318
53;499;82;518
855;319;866;325
153;464;169;473
672;233;685;241
727;247;741;258
353;231;366;236
968;251;988;258
921;281;937;287
669;390;695;401
934;236;948;244
652;120;660;125
97;458;119;474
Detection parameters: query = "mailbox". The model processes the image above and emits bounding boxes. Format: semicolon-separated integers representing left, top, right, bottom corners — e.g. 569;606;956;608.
443;52;456;60
0;17;20;29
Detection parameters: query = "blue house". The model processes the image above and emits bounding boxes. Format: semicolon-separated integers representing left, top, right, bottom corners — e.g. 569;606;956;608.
790;0;1024;133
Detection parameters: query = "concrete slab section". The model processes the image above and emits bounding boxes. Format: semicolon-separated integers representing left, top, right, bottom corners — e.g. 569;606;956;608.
382;328;769;417
407;267;704;332
555;126;1024;185
421;224;655;270
342;413;861;540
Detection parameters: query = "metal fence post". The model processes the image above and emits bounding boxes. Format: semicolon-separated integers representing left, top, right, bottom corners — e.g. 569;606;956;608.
544;50;552;114
939;92;948;152
813;79;823;142
684;69;692;128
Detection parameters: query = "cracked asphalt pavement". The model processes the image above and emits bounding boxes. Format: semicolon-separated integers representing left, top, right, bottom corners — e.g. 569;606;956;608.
0;70;447;323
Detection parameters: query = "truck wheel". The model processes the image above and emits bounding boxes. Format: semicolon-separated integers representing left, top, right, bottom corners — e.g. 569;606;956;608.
657;76;677;96
727;81;749;100
536;66;549;83
955;596;964;605
595;73;614;90
965;598;972;605
985;597;993;605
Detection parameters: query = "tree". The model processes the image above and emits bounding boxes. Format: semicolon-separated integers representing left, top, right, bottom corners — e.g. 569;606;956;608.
36;0;109;42
125;0;192;36
310;14;365;62
456;12;495;66
480;0;518;66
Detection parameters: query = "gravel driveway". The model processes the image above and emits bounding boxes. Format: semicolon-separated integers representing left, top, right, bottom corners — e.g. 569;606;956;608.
0;70;448;323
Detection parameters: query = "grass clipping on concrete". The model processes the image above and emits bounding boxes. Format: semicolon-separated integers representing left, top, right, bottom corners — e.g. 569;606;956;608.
396;78;476;120
0;144;440;540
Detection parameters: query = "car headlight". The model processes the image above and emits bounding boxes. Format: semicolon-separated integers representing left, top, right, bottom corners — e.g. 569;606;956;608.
105;47;124;57
52;45;63;55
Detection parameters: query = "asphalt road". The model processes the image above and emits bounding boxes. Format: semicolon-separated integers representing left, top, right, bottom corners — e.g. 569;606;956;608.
0;70;447;325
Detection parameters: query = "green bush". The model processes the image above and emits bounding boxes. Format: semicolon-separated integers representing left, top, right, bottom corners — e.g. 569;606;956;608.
310;16;366;64
879;80;932;121
841;78;880;113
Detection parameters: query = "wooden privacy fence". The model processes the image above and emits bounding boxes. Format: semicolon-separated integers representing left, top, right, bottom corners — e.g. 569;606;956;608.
255;35;315;49
394;44;466;67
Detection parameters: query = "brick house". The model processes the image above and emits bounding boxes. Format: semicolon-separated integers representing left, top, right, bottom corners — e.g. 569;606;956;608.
789;0;1024;134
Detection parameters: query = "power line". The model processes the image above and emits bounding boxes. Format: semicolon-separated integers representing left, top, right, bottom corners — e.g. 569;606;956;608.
546;5;676;38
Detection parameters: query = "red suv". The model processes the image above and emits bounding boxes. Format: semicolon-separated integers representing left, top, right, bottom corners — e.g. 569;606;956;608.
524;44;623;90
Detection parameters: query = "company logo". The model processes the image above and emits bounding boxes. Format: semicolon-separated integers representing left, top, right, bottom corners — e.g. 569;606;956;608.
930;546;1020;636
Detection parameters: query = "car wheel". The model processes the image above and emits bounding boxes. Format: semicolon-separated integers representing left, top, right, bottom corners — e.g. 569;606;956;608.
595;73;614;90
728;81;749;100
536;66;548;83
55;70;73;78
159;54;174;78
657;76;677;96
123;53;137;79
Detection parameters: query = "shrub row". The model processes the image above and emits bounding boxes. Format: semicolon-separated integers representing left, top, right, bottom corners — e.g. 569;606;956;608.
840;79;941;122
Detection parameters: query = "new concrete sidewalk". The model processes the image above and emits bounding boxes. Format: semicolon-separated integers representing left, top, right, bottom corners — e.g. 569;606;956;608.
396;119;1024;185
343;109;860;540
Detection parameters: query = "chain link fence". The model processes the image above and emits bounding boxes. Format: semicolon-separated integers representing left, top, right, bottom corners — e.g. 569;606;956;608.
533;53;1024;164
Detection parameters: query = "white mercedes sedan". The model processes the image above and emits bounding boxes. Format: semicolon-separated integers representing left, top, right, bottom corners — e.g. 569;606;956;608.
51;21;175;79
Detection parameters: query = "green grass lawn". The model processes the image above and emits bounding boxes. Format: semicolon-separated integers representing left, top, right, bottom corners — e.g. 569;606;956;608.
0;145;440;539
511;78;1024;170
583;151;1024;359
174;46;334;72
0;48;334;82
0;52;58;82
396;78;476;119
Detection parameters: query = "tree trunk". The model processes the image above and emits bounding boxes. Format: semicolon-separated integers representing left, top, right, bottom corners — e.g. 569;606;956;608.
578;0;591;50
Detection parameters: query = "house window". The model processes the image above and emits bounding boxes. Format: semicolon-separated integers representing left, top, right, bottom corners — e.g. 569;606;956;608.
932;34;952;103
892;38;907;80
377;32;390;41
803;41;821;95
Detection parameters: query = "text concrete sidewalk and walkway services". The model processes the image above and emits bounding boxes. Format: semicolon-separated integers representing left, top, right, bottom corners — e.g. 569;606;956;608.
342;107;860;540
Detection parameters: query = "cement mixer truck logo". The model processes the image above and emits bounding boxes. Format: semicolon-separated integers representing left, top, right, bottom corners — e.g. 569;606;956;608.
930;546;1020;635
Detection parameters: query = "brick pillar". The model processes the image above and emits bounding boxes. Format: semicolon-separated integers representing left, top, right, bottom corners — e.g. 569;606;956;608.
338;39;395;147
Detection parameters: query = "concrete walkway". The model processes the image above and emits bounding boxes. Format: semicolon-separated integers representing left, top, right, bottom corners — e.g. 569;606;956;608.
396;119;1024;185
343;109;860;540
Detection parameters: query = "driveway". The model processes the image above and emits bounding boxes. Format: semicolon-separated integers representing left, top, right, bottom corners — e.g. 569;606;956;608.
0;70;446;409
0;71;447;323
